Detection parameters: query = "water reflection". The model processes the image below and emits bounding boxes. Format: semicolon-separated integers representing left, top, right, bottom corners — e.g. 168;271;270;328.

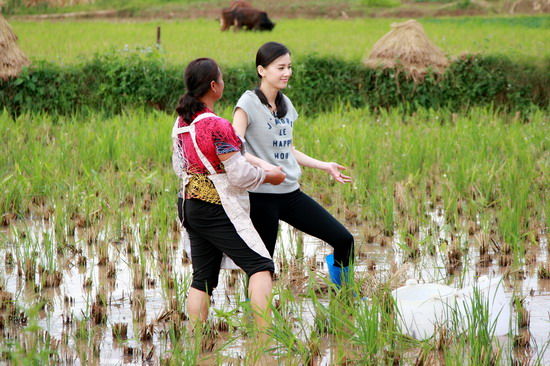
0;212;548;364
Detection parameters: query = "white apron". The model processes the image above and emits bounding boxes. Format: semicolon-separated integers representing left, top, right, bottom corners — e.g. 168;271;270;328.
172;113;271;269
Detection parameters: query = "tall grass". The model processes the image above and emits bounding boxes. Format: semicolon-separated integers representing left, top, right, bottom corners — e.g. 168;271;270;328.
1;106;547;253
0;105;547;363
297;107;548;242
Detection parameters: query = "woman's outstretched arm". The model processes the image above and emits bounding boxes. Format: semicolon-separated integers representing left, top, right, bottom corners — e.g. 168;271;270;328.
291;146;352;184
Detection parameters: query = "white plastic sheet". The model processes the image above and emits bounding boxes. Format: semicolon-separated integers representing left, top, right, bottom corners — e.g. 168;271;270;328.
392;276;511;339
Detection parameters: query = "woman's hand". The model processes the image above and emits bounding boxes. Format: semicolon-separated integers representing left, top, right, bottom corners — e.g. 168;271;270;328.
323;162;352;184
264;166;286;185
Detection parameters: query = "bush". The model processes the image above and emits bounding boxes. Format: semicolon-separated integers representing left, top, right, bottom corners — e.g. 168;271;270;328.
1;50;547;117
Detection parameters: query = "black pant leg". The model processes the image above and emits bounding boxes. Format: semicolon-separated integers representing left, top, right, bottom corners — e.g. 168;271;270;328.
249;192;281;257
185;225;224;295
185;199;274;294
280;191;354;267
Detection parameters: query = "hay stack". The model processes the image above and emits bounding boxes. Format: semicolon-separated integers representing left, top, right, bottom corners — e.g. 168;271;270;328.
0;14;30;80
364;19;449;80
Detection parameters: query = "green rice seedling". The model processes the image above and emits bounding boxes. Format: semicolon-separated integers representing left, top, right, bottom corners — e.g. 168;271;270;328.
445;286;502;365
0;302;58;364
537;263;550;279
73;317;92;341
14;237;38;284
351;300;386;363
96;240;109;266
74;325;101;364
395;230;420;261
309;294;331;336
531;342;550;366
267;299;316;364
90;300;107;326
513;295;530;331
159;323;201;365
211;307;239;334
168;274;189;317
131;291;147;323
111;322;128;341
52;211;69;249
132;263;146;291
41;233;57;272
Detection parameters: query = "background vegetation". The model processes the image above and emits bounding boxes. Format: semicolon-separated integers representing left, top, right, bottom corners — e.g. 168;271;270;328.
11;17;549;65
1;49;547;117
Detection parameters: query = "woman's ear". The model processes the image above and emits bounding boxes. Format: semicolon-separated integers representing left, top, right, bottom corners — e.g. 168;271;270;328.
210;80;217;92
257;65;265;78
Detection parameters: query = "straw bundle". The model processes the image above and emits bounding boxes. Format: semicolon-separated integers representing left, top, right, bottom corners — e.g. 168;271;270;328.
364;19;449;80
0;14;30;80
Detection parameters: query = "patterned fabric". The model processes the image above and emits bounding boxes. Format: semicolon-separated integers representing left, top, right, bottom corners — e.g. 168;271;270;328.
172;108;243;204
176;109;242;175
186;174;221;204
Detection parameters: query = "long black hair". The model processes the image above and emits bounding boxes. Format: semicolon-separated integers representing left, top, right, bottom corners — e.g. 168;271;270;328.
254;42;290;119
176;58;220;123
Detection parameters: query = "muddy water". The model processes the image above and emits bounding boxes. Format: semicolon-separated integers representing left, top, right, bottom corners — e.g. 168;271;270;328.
0;213;548;364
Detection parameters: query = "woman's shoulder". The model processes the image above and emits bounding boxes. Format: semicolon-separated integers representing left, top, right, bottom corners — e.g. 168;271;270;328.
237;90;260;105
209;116;241;144
206;114;232;129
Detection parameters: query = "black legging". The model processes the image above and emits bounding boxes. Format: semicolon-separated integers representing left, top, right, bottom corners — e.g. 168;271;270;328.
182;198;274;295
249;189;354;267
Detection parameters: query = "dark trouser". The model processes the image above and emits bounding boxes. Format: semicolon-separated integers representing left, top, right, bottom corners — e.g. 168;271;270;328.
181;198;274;295
249;189;354;268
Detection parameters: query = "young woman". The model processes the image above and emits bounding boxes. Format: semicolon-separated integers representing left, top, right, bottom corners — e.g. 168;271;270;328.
171;58;285;328
233;42;354;286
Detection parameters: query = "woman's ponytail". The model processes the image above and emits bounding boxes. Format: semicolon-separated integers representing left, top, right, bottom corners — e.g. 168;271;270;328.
176;58;220;123
254;88;288;119
176;93;205;124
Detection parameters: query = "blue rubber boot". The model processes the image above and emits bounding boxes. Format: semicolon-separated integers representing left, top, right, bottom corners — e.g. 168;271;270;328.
325;254;350;287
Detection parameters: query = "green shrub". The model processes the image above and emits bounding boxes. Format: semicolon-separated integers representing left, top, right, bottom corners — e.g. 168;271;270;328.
0;60;83;116
80;48;181;113
0;50;547;117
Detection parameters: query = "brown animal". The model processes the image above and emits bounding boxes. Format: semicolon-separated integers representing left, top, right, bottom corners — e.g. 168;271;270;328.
220;2;275;32
220;1;252;31
233;8;275;31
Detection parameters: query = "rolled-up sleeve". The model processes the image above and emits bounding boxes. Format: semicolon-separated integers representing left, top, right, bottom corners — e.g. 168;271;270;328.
223;153;265;191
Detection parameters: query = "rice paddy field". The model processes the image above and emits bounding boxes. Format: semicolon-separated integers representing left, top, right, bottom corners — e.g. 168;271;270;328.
10;16;550;66
0;105;548;364
1;10;549;366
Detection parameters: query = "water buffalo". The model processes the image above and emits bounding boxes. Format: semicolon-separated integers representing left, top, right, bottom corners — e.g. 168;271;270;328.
220;3;275;32
220;1;252;31
233;7;275;31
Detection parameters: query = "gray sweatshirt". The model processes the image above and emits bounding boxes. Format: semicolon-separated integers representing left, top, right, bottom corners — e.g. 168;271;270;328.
235;90;301;194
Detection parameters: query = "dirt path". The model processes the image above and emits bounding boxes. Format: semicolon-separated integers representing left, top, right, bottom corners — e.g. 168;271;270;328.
9;0;549;20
